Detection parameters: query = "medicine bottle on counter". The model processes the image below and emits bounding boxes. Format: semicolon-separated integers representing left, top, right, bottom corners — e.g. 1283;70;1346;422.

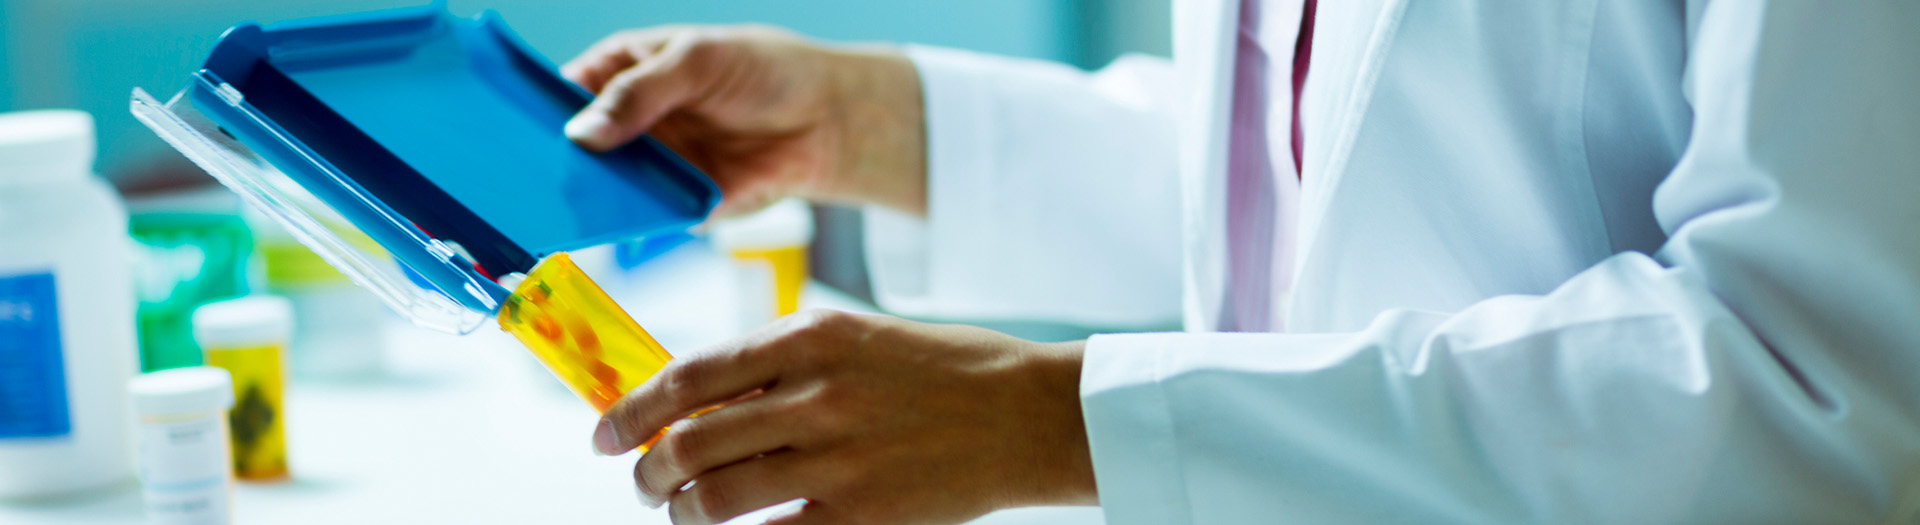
709;199;815;334
242;205;387;379
193;295;294;481
0;109;139;499
129;366;236;525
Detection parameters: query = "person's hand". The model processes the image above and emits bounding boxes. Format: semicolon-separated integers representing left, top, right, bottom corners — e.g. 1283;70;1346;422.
562;26;927;219
591;310;1096;524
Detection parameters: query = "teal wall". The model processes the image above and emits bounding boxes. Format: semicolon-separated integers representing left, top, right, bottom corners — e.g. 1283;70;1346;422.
0;5;10;113
0;0;1105;181
473;0;1074;67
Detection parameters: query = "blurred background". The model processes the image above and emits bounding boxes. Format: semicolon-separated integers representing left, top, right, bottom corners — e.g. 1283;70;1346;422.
1;0;1172;337
0;0;1170;187
0;2;1173;522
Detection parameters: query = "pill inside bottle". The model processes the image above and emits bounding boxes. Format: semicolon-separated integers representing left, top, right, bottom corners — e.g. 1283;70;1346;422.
496;251;672;414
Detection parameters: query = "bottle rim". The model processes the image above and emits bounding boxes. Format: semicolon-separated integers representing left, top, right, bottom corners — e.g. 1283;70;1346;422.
0;110;96;184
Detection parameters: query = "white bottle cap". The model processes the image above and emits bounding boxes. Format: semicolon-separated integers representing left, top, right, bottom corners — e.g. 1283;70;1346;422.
192;295;295;349
710;199;815;251
129;367;235;416
0;109;95;182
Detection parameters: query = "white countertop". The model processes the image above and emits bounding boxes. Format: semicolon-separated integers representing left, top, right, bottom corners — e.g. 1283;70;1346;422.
0;242;1105;525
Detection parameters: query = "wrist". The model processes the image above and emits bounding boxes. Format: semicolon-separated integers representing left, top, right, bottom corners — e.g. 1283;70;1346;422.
823;45;927;216
1018;339;1098;507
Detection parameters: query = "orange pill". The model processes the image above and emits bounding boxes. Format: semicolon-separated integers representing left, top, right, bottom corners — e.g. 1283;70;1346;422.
496;252;673;416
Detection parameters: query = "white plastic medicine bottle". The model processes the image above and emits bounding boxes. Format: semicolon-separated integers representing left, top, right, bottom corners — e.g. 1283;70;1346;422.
0;109;140;499
129;366;236;525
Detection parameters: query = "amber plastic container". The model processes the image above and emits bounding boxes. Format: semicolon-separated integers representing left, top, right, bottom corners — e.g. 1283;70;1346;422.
496;252;673;414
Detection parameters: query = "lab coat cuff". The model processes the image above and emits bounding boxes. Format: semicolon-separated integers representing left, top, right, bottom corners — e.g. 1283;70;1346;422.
862;205;932;312
863;45;1000;316
1080;332;1193;525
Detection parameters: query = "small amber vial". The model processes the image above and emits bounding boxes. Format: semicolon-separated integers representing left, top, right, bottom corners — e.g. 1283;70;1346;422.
496;252;673;414
727;245;807;317
192;295;294;481
711;199;814;331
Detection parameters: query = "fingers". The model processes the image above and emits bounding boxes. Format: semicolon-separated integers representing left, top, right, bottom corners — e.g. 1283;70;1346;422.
634;390;804;507
666;452;816;525
597;324;802;455
560;41;636;94
566;32;717;151
560;26;684;93
703;186;782;223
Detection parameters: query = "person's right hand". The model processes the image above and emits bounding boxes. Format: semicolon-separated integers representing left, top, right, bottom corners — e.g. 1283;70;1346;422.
563;25;928;219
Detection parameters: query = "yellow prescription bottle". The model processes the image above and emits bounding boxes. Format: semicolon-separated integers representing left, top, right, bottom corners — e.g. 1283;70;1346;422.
192;295;293;481
496;252;673;415
497;253;729;450
710;199;814;333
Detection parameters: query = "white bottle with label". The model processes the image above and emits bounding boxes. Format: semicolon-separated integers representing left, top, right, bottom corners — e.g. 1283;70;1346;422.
129;366;235;525
0;109;139;499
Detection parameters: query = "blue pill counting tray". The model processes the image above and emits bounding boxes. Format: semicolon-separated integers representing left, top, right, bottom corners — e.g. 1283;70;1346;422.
132;2;720;334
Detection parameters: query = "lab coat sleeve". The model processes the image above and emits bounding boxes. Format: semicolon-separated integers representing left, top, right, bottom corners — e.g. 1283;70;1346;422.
1081;2;1920;523
862;46;1183;327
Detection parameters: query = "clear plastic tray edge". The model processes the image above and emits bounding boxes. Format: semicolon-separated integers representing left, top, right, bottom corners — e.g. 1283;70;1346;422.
131;83;492;335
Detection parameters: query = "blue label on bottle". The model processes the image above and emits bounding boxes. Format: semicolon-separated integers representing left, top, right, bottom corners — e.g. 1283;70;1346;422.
0;271;69;439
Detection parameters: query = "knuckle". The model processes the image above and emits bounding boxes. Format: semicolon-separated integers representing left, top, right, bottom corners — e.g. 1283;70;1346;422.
677;31;731;63
813;308;856;327
785;309;852;339
782;310;879;366
660;421;709;476
810;380;853;407
689;482;732;522
667;496;696;525
594;69;648;112
788;308;835;329
660;359;708;406
804;383;863;429
767;314;824;355
634;455;666;497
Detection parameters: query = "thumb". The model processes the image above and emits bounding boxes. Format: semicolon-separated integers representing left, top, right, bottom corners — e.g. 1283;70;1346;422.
565;35;712;151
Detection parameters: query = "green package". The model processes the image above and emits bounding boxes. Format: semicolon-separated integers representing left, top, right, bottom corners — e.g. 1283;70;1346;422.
131;212;253;371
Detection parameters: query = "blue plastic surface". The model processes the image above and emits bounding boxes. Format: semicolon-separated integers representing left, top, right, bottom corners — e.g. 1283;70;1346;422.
615;232;695;270
186;2;718;313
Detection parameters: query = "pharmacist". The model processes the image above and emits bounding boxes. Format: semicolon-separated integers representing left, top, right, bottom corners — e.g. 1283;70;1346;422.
563;1;1920;523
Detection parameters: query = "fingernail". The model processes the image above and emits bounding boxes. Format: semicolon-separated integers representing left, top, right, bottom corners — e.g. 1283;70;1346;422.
565;111;613;147
594;419;621;456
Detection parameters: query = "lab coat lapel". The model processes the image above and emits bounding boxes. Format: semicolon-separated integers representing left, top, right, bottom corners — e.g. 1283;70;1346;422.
1178;0;1412;333
1175;0;1237;333
1283;0;1407;329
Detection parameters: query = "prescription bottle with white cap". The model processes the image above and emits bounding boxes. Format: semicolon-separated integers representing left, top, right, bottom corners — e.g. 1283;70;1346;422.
710;199;814;333
129;366;236;525
0;109;139;499
193;295;294;481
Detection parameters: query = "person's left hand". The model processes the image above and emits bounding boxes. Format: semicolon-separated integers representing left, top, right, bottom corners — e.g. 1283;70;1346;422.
592;310;1096;525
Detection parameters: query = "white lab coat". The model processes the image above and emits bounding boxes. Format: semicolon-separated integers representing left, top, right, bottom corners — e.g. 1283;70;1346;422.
865;0;1920;522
